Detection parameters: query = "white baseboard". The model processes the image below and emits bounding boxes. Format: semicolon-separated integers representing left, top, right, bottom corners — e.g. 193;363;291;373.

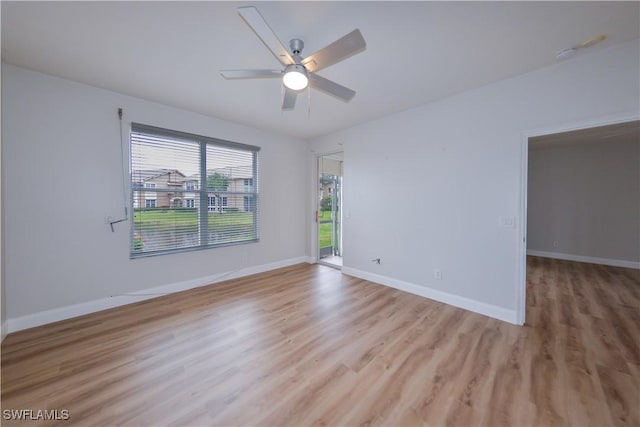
7;256;309;333
527;250;640;269
341;267;519;325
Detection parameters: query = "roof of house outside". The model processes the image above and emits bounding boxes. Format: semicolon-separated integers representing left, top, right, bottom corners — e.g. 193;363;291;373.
185;166;253;181
132;169;186;182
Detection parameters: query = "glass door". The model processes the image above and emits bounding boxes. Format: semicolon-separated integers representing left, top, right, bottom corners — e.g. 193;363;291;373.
318;154;343;267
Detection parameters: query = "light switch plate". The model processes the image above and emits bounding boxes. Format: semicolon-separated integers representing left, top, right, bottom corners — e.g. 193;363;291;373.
499;216;516;228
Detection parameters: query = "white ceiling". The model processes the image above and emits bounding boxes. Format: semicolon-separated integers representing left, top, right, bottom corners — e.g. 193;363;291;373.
2;1;639;140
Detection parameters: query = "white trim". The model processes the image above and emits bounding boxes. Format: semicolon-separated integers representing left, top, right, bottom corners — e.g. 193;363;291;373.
517;131;529;326
7;256;308;333
311;152;321;261
527;250;640;269
311;149;345;265
318;259;342;271
342;267;518;325
518;112;640;326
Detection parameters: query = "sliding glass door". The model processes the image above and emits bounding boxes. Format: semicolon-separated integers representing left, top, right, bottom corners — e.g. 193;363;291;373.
318;154;343;267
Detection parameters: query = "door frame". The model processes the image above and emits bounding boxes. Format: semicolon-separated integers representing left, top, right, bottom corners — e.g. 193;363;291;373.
314;150;344;267
517;112;638;325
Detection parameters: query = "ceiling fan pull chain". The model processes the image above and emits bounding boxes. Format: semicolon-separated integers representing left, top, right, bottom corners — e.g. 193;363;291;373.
308;85;311;117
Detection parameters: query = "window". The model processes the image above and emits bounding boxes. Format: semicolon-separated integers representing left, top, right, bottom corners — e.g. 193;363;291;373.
244;196;253;212
244;178;253;192
130;123;259;257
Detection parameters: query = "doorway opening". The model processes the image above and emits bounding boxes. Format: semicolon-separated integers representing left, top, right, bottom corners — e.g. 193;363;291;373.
520;118;639;324
318;153;343;268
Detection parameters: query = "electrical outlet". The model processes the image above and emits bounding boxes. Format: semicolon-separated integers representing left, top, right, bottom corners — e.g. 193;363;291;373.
434;269;442;280
553;240;559;248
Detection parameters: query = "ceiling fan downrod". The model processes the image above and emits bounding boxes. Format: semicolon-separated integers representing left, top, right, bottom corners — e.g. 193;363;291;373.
290;39;304;56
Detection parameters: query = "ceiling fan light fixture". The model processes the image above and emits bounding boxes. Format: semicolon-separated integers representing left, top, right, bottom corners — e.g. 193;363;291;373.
223;7;365;110
283;64;308;91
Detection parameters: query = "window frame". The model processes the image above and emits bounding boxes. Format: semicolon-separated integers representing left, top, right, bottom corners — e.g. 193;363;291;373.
130;123;260;258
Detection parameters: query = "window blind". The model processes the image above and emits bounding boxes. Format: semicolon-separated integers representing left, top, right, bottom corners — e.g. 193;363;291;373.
130;123;259;257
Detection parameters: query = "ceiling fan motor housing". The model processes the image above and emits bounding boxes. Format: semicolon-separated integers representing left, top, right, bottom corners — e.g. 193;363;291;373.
221;6;366;109
290;38;304;55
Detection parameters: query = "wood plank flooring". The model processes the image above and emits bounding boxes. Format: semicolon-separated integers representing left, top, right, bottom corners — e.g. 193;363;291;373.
1;257;638;426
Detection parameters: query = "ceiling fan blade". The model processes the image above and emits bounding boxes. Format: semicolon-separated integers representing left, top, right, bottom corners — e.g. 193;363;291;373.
309;74;355;102
237;6;294;66
302;29;366;73
282;88;297;110
220;69;282;79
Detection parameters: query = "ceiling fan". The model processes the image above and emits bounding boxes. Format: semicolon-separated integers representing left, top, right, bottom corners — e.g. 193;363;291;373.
220;6;366;110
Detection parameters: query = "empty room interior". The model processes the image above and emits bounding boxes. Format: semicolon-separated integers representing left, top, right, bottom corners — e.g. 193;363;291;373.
1;2;639;426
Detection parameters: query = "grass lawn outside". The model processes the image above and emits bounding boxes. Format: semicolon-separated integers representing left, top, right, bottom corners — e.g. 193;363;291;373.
131;208;256;253
134;208;335;252
319;210;333;248
133;209;253;231
132;209;256;253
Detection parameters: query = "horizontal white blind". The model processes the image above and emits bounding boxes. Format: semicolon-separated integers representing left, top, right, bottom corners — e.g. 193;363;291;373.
130;123;259;257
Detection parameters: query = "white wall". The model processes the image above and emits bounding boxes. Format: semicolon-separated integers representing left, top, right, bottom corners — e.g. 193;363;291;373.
2;64;308;328
309;39;640;323
1;54;6;342
527;137;640;265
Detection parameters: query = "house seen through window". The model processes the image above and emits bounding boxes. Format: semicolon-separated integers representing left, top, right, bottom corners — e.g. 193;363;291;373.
130;123;259;257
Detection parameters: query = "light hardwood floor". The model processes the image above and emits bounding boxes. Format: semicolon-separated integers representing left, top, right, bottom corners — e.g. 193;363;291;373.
1;257;638;426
